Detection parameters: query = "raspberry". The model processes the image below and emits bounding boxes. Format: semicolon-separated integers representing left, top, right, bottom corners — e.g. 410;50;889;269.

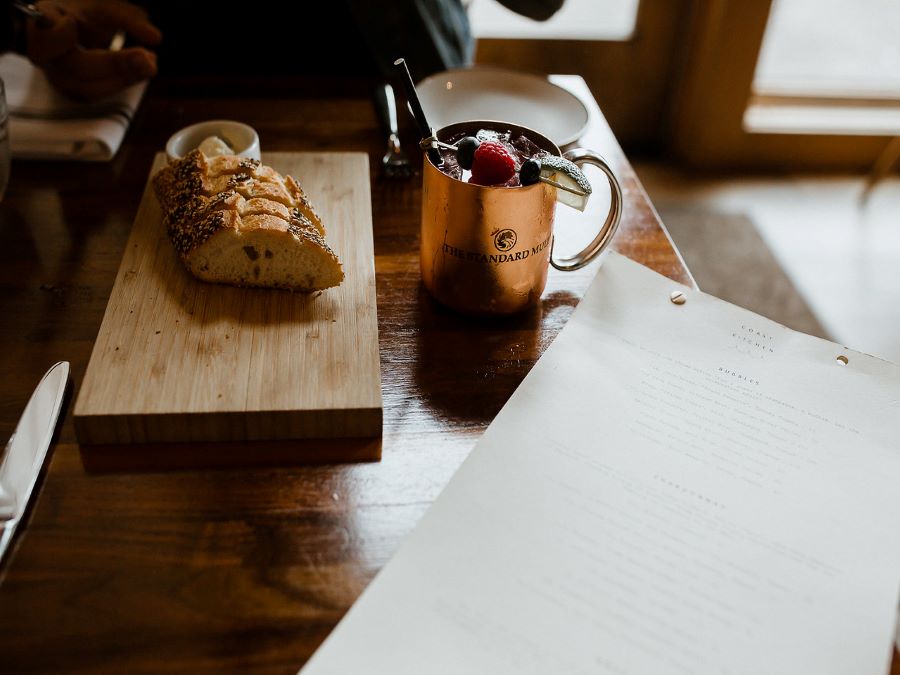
469;141;516;186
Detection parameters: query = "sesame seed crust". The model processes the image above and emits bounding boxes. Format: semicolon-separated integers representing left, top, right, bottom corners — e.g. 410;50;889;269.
151;150;343;289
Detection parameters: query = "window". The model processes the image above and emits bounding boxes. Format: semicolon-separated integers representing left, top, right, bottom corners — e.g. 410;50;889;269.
746;0;900;135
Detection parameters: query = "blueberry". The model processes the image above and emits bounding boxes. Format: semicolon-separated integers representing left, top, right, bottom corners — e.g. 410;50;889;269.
519;158;542;186
456;136;480;170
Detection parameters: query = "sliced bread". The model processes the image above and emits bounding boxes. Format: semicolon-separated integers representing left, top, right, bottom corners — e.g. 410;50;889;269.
153;151;343;291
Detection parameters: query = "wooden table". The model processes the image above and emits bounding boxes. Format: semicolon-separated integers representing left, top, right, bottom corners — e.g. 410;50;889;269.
0;76;694;673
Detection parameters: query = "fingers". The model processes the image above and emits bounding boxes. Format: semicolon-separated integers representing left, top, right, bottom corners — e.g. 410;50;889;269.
32;0;162;51
66;45;157;81
92;1;163;46
76;0;162;48
27;3;79;65
28;1;161;101
45;47;157;101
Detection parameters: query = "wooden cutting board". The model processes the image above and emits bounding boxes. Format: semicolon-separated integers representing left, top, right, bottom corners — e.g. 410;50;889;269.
74;152;382;446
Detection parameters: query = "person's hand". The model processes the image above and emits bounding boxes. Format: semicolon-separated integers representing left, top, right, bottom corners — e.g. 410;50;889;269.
25;0;162;101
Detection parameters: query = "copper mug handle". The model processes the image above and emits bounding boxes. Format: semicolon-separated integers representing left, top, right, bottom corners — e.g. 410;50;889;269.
550;148;623;272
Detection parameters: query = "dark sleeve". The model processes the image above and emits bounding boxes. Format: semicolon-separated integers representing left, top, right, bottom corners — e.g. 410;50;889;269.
348;0;474;81
0;0;28;54
0;1;15;52
494;0;565;21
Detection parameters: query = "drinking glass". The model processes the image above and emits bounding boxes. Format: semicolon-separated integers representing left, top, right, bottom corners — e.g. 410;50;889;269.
0;78;9;202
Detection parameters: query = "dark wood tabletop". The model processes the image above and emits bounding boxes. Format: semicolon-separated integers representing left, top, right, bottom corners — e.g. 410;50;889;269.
0;75;699;673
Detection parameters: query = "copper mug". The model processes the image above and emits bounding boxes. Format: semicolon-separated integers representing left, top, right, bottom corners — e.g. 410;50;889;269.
420;121;623;314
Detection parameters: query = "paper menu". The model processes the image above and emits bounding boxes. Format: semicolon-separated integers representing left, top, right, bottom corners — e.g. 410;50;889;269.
300;252;900;675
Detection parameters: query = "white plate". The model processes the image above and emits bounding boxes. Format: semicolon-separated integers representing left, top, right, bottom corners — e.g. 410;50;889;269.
416;67;590;146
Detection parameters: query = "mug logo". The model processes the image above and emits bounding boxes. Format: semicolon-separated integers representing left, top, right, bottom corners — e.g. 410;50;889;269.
494;229;517;252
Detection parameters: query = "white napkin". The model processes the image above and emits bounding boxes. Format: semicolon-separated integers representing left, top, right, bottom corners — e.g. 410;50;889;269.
0;53;147;162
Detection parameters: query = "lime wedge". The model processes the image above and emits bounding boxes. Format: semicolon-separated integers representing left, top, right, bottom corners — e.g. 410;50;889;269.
539;155;592;211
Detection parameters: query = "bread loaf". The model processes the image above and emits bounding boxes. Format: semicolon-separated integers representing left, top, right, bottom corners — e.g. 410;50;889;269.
152;151;344;291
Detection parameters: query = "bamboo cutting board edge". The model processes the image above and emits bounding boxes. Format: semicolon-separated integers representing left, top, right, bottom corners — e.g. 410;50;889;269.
74;152;382;447
73;408;384;445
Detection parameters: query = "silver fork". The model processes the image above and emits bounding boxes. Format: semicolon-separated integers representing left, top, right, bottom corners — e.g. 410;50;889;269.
375;84;412;179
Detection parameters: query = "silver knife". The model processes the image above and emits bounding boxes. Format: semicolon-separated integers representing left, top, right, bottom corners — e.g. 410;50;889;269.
0;362;70;565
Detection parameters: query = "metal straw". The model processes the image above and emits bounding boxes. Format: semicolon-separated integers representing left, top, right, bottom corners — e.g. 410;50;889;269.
393;58;442;167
